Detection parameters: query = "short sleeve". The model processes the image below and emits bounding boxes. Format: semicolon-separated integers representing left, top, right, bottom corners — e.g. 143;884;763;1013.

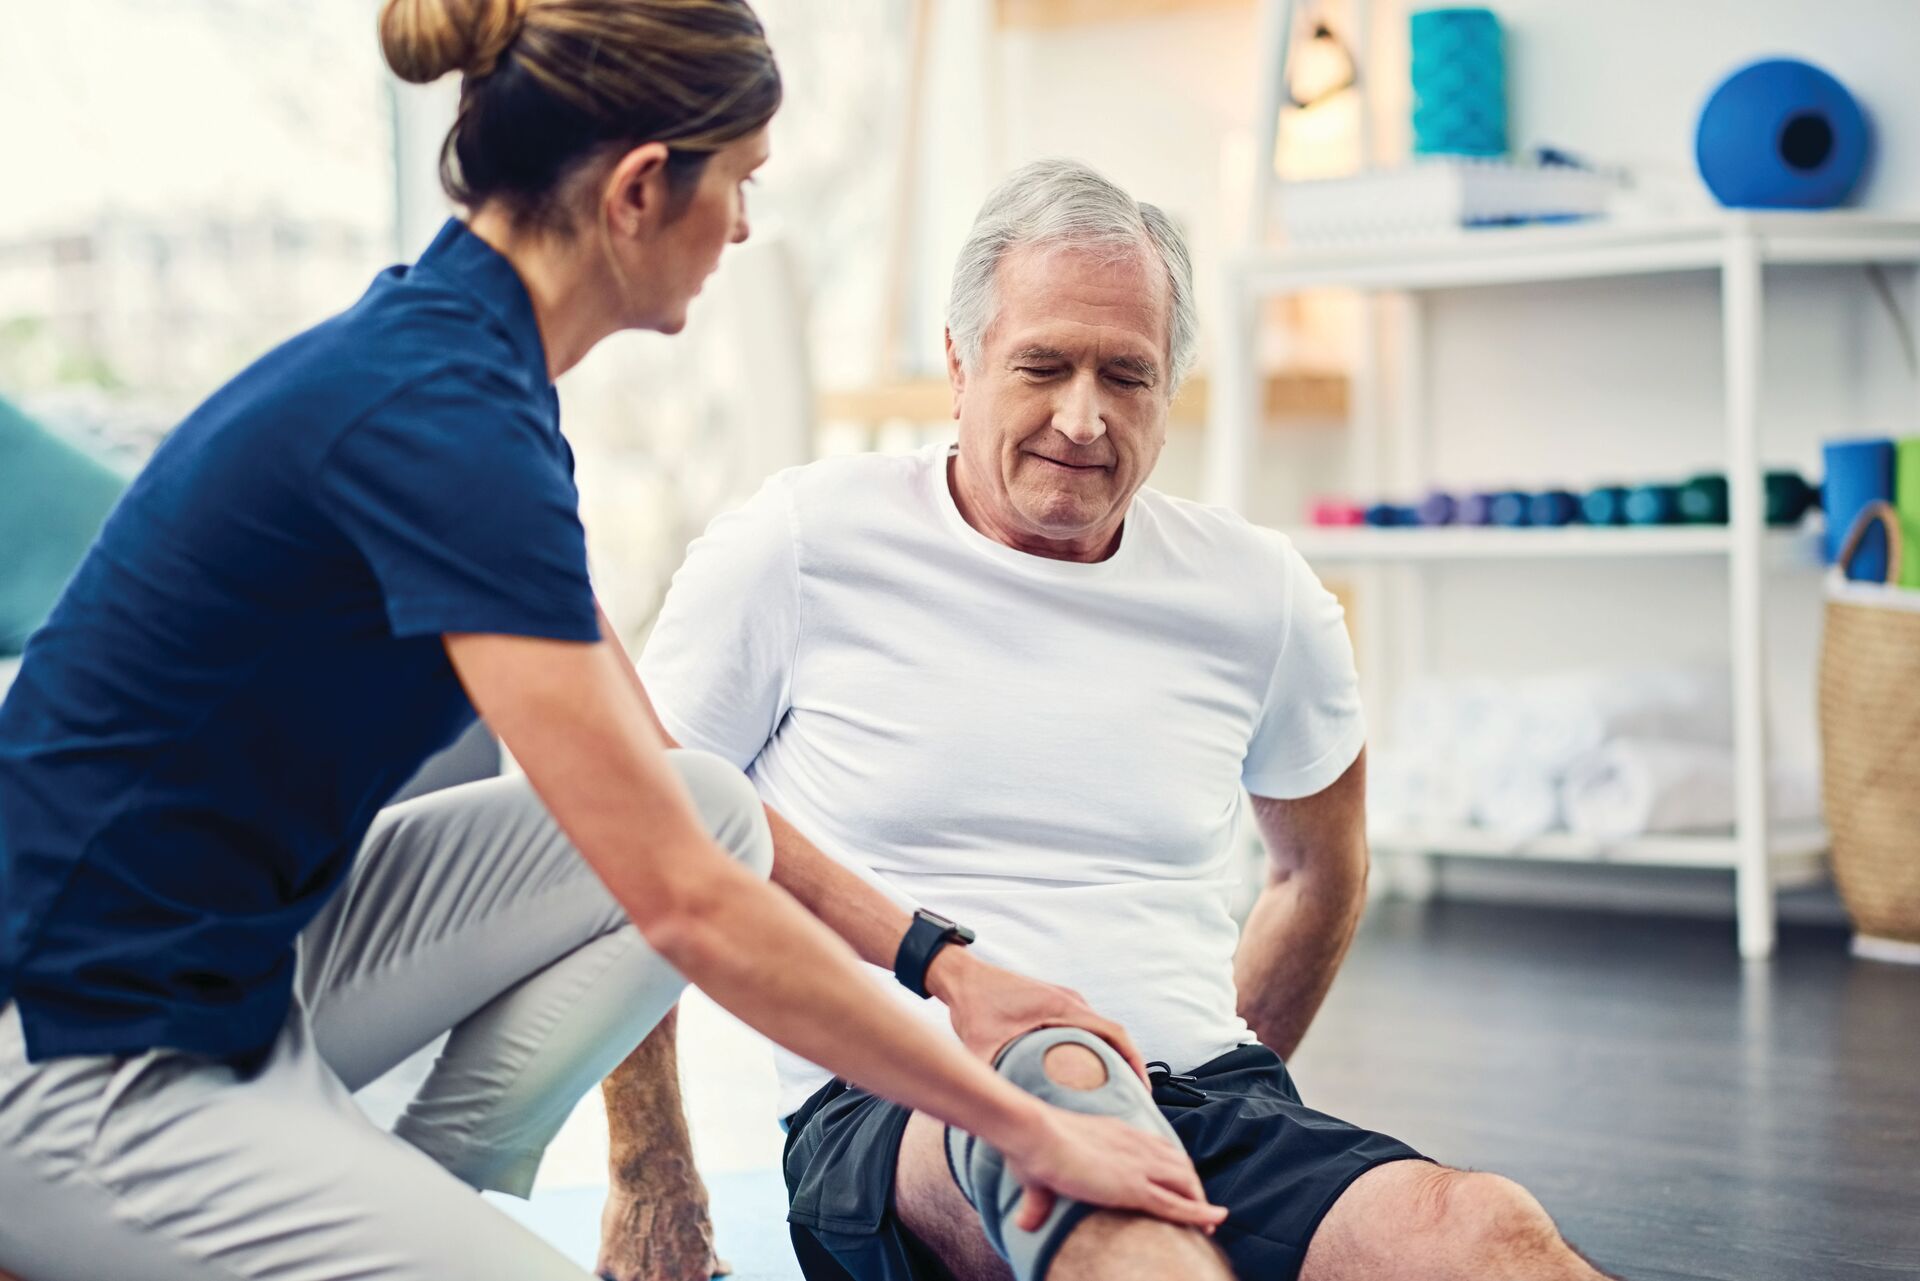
1242;538;1366;798
316;373;599;642
638;472;802;770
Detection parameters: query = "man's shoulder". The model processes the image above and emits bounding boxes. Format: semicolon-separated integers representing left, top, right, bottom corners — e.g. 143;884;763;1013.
1134;487;1299;572
779;447;932;493
769;447;940;532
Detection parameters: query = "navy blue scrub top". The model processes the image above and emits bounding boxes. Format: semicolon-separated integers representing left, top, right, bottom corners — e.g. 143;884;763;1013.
0;219;601;1064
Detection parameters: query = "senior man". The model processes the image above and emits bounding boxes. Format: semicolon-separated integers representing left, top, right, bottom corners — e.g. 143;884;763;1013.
598;159;1622;1281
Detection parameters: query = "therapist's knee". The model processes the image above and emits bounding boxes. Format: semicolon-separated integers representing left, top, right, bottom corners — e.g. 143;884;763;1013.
668;749;774;881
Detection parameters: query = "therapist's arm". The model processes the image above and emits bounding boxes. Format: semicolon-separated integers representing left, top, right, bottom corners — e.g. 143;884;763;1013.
444;630;1220;1230
1233;750;1370;1059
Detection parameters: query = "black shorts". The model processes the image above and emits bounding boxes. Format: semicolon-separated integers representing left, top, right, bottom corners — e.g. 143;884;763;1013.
782;1043;1428;1281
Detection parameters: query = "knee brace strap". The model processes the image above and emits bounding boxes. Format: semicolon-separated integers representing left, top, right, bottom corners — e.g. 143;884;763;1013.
944;1027;1179;1281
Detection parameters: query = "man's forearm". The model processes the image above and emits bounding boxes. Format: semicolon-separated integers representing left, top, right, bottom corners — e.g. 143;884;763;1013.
1233;857;1366;1059
763;806;973;996
604;1007;700;1191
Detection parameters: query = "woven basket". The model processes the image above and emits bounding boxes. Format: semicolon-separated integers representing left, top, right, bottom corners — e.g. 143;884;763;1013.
1819;502;1920;952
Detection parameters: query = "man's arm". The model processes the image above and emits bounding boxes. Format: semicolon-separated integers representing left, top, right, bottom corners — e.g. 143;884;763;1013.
1233;749;1369;1059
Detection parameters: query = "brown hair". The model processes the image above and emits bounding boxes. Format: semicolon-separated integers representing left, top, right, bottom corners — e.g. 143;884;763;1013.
380;0;781;228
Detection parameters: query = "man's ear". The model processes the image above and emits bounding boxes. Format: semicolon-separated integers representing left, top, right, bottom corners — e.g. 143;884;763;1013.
603;142;673;238
944;329;965;421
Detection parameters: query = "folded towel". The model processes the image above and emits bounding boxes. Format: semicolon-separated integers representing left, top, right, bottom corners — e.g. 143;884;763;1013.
1512;667;1732;777
1377;668;1744;841
1561;738;1820;839
1471;768;1563;842
1369;746;1475;830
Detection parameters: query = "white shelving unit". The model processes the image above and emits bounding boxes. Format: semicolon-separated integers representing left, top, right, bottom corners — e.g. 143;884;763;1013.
1279;524;1825;566
1209;1;1920;960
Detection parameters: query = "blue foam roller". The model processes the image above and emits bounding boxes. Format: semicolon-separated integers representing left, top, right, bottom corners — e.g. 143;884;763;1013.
1487;490;1532;527
1696;59;1870;209
1456;492;1495;526
1823;437;1894;580
1363;502;1405;528
1623;484;1682;525
1529;489;1581;527
1417;491;1458;526
1582;486;1629;526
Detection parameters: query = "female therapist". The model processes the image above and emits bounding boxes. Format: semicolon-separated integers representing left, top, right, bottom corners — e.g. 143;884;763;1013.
0;2;1222;1277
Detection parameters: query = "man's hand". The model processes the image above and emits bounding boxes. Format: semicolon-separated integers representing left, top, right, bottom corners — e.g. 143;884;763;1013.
928;947;1149;1083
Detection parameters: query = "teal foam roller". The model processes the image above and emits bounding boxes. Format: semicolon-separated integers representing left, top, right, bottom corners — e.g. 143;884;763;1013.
1678;474;1730;525
1411;8;1507;157
1624;484;1683;525
1582;486;1630;526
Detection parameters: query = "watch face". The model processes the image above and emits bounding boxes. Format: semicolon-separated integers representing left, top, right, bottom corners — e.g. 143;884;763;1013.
918;909;957;931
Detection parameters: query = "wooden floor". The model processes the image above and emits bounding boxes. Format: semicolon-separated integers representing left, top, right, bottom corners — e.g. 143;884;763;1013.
1292;900;1920;1281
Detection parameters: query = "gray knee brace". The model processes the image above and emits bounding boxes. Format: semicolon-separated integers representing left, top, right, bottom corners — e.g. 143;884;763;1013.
945;1027;1180;1281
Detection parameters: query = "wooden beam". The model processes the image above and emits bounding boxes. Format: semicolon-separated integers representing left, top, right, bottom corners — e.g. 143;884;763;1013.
996;0;1249;29
816;371;1347;427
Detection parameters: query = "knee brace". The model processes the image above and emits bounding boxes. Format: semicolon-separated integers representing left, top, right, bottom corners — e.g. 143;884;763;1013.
945;1027;1180;1281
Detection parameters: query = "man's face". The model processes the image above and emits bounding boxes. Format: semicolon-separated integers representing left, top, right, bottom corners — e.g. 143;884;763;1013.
947;242;1172;561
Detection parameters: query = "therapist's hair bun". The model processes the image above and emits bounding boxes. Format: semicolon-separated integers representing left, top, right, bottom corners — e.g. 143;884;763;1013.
378;0;782;233
380;0;529;84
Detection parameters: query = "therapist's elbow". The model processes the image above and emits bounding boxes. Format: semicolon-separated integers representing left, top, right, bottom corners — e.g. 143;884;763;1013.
635;853;763;976
626;794;775;968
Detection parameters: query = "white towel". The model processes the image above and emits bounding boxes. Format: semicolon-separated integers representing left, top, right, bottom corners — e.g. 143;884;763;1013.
1369;746;1476;830
1561;738;1821;839
1512;666;1732;777
1471;768;1563;842
1376;667;1742;841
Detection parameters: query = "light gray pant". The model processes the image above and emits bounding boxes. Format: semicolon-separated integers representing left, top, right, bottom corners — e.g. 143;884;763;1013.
0;750;773;1281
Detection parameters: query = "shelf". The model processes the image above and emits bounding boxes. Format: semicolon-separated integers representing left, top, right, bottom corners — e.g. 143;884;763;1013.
996;0;1246;28
1372;822;1829;883
1233;212;1920;294
1281;524;1826;565
816;370;1347;427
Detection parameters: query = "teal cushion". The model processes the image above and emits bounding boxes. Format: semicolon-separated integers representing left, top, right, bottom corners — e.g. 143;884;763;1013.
0;395;127;654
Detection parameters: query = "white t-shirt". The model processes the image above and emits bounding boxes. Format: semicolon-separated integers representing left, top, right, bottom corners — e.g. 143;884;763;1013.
639;444;1364;1115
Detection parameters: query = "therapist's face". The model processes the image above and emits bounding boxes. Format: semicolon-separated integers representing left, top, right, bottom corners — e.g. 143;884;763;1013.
609;126;770;335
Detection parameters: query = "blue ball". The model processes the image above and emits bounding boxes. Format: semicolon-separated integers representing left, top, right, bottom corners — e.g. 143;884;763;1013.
1696;59;1869;209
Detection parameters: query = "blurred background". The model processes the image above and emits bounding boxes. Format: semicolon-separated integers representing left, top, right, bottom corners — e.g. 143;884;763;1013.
5;3;1919;1278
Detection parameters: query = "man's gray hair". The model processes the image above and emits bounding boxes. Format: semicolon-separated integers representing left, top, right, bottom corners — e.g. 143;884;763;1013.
947;158;1198;391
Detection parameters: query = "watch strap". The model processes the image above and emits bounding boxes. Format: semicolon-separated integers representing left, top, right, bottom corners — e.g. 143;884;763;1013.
894;910;972;999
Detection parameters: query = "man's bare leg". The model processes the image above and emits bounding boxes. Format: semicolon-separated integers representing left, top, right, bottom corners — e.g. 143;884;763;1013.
893;1042;1233;1281
597;1007;729;1281
1302;1160;1623;1281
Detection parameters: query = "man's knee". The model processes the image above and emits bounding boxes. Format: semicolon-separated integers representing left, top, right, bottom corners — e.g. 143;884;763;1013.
1042;1043;1109;1091
1409;1167;1564;1258
946;1029;1176;1281
667;749;773;880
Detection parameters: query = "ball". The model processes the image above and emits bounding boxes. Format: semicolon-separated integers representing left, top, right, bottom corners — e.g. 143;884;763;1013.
1695;58;1869;209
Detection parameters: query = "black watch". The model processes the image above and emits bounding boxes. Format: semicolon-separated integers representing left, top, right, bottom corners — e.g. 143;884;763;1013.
893;909;976;999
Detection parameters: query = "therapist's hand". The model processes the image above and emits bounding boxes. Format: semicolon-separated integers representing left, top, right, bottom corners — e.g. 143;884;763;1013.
929;948;1149;1084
